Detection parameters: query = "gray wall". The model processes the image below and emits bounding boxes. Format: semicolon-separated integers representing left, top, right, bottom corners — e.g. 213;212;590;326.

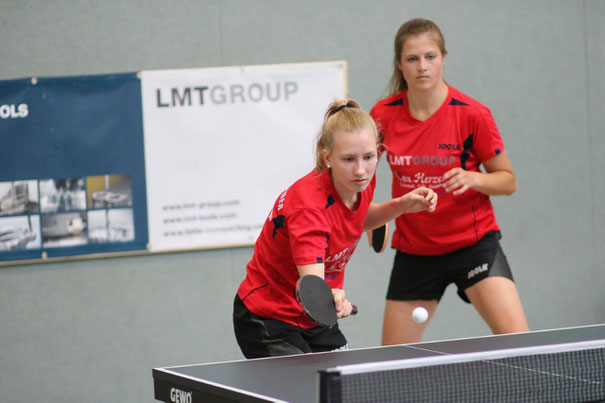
1;1;604;402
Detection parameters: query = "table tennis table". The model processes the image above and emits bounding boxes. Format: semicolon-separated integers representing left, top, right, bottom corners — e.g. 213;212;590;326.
152;324;605;402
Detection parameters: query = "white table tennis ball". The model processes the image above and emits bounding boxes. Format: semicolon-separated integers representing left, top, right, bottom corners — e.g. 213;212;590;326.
412;307;428;323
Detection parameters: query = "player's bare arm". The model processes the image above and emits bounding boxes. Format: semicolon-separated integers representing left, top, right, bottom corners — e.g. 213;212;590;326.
442;150;516;196
363;187;437;231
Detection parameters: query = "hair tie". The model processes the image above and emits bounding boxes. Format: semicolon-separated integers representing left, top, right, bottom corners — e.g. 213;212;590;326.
330;102;349;117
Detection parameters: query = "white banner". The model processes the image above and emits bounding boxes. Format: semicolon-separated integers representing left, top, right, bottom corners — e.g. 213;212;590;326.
141;61;347;252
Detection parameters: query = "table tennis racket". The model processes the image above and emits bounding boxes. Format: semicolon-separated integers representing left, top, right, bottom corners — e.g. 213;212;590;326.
367;222;389;253
295;275;357;327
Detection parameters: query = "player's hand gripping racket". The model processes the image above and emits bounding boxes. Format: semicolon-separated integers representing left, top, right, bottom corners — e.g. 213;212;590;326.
367;222;389;253
295;275;357;327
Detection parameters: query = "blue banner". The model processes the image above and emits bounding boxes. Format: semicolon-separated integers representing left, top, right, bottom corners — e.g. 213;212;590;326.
0;73;148;262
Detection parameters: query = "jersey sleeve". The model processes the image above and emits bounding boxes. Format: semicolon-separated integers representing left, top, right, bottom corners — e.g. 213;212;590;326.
287;208;330;266
472;107;505;162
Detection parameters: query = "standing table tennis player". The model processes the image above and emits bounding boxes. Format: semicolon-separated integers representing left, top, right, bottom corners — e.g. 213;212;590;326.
233;99;437;358
370;18;529;345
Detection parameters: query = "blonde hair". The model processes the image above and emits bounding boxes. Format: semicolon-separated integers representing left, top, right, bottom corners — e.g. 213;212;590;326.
314;99;379;172
387;18;447;96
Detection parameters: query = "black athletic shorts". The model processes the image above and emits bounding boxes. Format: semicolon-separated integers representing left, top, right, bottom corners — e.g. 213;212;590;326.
386;231;514;303
232;294;348;359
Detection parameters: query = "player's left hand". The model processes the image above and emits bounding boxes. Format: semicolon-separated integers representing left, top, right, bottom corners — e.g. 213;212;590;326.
442;168;480;195
331;288;355;318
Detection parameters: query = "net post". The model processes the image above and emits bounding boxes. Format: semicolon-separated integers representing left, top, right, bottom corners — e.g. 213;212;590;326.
318;370;342;403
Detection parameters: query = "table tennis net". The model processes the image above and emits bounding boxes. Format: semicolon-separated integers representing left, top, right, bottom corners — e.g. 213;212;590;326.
319;339;605;403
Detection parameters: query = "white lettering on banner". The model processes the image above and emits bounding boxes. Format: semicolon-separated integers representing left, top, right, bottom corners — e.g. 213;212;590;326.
170;388;192;403
156;82;298;107
0;104;28;119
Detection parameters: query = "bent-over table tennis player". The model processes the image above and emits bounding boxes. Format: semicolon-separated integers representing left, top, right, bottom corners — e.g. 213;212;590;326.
233;99;437;358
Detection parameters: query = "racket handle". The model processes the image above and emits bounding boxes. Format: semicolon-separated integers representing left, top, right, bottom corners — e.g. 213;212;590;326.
351;305;358;316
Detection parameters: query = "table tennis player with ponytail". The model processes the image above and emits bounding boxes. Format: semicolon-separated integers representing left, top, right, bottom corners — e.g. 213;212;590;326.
371;18;529;345
233;99;437;359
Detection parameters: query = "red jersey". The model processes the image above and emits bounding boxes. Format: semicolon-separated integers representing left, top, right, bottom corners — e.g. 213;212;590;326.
371;85;504;255
237;169;375;328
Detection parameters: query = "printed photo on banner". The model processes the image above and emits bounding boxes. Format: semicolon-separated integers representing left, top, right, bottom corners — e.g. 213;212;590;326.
41;212;88;248
39;177;86;213
0;215;40;251
0;180;39;216
86;174;132;209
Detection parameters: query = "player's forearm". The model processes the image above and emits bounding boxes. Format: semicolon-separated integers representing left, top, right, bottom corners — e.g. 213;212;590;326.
473;171;517;196
364;199;405;230
297;263;325;278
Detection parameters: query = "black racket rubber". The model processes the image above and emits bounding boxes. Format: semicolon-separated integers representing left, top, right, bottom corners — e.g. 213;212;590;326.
296;275;358;326
296;275;337;327
371;222;389;253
